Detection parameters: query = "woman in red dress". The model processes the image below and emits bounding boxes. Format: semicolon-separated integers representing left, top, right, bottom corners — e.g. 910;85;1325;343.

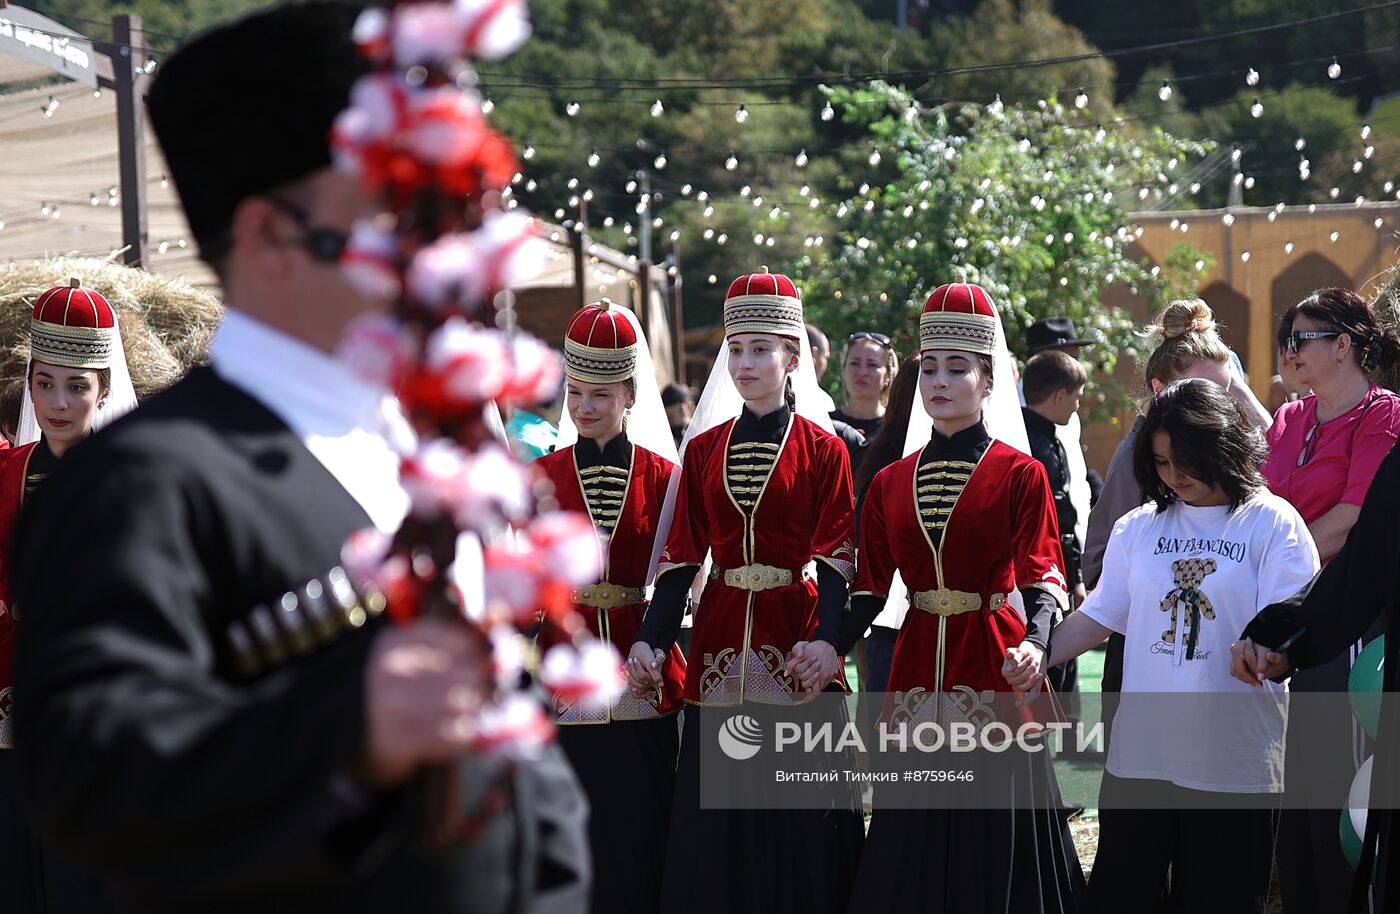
0;278;137;913
628;269;863;914
839;283;1084;913
533;299;685;913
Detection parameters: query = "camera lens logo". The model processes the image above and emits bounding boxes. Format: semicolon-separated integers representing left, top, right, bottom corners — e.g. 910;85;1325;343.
717;714;764;761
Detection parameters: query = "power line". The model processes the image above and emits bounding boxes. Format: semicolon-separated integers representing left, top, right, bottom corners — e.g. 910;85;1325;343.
476;0;1400;90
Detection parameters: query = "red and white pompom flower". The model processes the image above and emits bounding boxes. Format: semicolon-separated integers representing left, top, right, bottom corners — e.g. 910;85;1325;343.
539;639;626;710
333;0;636;787
471;693;554;761
336;314;416;388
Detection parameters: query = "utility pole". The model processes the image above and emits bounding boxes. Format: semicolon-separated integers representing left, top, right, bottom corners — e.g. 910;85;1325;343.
636;168;652;264
105;14;148;267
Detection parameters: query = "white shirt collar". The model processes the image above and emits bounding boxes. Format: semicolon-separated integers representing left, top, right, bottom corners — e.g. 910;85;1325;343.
209;309;386;436
208;308;410;533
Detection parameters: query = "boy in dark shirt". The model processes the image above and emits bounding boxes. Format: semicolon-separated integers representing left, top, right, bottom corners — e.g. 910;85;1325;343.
1021;350;1087;698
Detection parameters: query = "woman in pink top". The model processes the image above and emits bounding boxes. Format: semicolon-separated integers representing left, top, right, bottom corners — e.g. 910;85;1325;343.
1261;286;1400;914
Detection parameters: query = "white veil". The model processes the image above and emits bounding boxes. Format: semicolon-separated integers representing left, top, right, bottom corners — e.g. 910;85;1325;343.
649;329;832;589
17;323;139;447
877;301;1030;633
555;303;679;467
680;331;834;458
900;303;1029;459
555;303;679;586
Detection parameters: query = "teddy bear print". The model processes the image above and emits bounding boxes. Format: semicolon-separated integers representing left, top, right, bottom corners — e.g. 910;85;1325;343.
1159;557;1217;662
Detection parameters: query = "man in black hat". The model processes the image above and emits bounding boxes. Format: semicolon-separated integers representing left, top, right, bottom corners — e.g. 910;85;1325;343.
661;382;694;447
1022;317;1095;610
11;4;588;912
1025;316;1096;360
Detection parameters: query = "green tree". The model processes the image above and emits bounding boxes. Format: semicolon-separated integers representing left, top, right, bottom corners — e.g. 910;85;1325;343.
1198;85;1360;207
941;0;1117;120
790;81;1210;401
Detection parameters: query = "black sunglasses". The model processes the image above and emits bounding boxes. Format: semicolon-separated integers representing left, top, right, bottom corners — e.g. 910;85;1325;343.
266;197;350;264
848;331;892;348
1286;330;1342;354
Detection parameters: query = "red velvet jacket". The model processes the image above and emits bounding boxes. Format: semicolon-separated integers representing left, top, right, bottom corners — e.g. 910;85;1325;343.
657;413;855;706
534;441;686;721
854;440;1066;723
0;442;37;705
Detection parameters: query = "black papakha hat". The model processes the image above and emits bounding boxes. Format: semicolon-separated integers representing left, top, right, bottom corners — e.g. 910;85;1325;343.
146;1;370;262
1026;316;1096;354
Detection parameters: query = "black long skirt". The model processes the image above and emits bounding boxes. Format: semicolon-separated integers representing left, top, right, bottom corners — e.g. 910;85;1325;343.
848;750;1084;914
558;715;680;914
659;706;865;914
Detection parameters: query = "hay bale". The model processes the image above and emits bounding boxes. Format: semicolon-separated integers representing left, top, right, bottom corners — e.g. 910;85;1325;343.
0;258;223;399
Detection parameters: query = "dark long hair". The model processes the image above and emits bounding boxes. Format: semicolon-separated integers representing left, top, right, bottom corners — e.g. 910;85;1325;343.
853;355;920;501
1133;378;1267;513
1280;287;1400;390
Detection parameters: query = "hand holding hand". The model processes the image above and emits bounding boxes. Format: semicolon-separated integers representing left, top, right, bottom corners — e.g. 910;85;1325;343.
784;640;839;693
1002;641;1047;707
626;642;666;696
1230;637;1290;687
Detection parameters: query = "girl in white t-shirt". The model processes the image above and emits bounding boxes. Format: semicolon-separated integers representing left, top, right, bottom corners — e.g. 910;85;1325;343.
1005;377;1319;913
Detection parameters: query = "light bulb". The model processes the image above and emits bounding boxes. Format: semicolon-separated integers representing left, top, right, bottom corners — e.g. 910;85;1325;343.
820;100;834;122
681;184;692;195
1094;124;1106;142
1328;58;1341;79
989;94;1004;115
587;149;600;167
523;145;535;160
481;96;494;114
735;104;749;123
1295;136;1306;151
653;154;667;169
795;148;808;167
904;101;918;123
1074;88;1088;109
565;100;580;116
868;149;881;166
1246;67;1259;86
1250;98;1263;118
1158;80;1172;102
650;99;664;117
725;152;738;171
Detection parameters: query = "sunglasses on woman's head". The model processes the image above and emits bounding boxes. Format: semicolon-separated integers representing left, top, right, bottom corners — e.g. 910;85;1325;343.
848;331;892;348
1286;330;1342;354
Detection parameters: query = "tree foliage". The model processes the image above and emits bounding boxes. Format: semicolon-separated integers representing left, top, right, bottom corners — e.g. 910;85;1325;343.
791;81;1212;388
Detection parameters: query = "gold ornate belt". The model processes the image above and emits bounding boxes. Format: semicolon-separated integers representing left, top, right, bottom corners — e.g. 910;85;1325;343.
572;582;644;610
712;563;796;592
911;589;1006;616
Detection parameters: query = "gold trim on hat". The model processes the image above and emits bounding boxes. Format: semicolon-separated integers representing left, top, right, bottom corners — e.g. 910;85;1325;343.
918;310;996;355
563;337;637;384
722;294;805;338
29;318;117;369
